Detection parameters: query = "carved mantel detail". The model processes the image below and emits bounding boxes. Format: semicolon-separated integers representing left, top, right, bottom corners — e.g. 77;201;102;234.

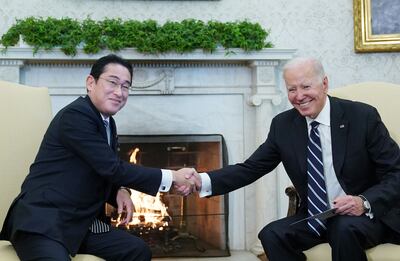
131;68;175;94
248;60;284;107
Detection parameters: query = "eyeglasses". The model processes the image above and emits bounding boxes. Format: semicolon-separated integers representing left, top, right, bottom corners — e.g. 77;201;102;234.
99;77;131;92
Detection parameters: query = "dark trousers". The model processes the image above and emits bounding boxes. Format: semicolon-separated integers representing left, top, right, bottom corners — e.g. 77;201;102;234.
258;214;388;261
11;228;151;261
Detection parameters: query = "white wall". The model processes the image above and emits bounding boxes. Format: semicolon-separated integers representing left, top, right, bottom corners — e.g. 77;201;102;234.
1;0;399;87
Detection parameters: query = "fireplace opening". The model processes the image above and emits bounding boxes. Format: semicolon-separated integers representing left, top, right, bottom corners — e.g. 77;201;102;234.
106;134;229;257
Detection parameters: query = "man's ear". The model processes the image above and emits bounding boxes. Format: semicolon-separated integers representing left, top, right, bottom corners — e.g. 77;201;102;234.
322;76;329;93
86;75;95;93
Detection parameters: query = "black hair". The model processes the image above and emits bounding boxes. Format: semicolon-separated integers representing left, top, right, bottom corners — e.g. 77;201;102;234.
90;54;133;82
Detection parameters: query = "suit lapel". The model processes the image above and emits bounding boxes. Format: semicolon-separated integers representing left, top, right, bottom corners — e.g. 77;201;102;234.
330;97;348;177
84;96;109;144
85;96;117;199
293;113;308;175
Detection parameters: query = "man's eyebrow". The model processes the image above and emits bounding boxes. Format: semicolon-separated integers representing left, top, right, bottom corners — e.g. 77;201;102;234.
106;75;131;85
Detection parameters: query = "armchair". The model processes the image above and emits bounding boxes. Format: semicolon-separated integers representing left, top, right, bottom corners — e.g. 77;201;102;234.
0;80;104;260
284;82;400;261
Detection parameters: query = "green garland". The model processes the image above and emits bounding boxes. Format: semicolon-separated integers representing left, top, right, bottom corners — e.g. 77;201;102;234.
0;17;273;56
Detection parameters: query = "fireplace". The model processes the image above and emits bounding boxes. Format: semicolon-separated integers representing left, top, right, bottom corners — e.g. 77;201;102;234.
106;134;229;257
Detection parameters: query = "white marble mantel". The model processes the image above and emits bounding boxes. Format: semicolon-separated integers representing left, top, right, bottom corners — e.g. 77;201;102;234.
1;47;294;61
0;47;296;256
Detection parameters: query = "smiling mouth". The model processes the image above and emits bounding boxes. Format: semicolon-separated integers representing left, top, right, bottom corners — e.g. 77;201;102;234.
298;100;312;108
109;98;122;104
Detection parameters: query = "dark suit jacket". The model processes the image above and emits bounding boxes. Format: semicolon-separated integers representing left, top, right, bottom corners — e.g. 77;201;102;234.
208;96;400;234
0;96;162;255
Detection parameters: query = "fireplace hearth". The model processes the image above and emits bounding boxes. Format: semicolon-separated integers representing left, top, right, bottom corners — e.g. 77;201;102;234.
107;134;229;257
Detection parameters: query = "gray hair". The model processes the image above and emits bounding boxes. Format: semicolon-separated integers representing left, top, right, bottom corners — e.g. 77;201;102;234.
283;57;326;81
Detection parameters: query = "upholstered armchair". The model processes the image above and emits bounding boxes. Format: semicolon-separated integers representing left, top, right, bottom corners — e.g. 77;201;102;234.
0;80;104;260
283;82;400;261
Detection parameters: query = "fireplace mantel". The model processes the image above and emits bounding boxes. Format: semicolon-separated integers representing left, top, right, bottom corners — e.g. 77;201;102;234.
0;47;295;104
0;47;295;255
0;47;295;61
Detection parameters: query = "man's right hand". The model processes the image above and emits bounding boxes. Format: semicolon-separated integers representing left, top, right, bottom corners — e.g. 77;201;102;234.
171;168;197;196
186;170;201;192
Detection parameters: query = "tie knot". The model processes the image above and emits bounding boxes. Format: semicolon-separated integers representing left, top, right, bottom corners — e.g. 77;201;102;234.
310;121;320;129
103;120;109;128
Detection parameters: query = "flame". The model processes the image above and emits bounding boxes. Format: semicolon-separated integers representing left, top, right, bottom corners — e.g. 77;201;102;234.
128;190;170;228
114;147;171;228
129;148;140;164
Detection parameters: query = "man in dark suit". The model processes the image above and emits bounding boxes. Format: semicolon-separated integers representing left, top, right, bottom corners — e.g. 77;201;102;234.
0;54;195;261
188;57;400;261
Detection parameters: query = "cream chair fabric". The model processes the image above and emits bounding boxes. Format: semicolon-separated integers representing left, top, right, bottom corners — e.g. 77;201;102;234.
329;81;400;143
304;243;400;261
0;241;103;261
0;80;104;260
303;82;400;261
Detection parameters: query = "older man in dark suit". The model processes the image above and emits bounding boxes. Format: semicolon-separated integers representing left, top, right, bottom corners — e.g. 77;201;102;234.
188;57;400;261
0;54;195;261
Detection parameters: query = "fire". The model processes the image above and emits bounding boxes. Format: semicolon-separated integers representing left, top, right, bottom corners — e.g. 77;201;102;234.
128;190;170;228
129;148;140;164
115;147;171;229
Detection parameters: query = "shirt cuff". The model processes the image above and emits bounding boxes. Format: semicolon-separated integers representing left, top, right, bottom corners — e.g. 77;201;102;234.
119;186;132;195
199;172;212;198
159;169;173;192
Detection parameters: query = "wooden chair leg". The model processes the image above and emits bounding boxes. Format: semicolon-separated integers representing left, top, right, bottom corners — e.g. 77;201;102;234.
257;253;269;261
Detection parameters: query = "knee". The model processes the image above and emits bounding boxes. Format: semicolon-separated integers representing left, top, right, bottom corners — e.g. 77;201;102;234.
125;237;152;261
139;243;152;261
328;216;360;241
258;223;271;242
258;221;282;248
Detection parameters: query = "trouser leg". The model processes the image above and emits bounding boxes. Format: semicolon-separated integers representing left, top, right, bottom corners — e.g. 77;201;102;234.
327;215;386;261
258;214;325;261
11;231;71;261
78;228;151;261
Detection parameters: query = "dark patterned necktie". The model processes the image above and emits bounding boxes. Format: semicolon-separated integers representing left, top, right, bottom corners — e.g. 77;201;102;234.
104;119;111;145
89;119;111;234
307;121;328;236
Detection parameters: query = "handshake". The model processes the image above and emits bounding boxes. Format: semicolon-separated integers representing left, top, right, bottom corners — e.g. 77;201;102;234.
171;168;202;196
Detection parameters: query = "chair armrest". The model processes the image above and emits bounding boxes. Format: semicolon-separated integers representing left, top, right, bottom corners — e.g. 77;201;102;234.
285;186;300;216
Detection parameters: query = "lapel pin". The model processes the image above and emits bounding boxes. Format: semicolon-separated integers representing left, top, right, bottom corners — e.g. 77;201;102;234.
339;124;345;128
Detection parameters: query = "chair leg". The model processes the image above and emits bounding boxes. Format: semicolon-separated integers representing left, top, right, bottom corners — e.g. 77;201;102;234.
257;253;269;261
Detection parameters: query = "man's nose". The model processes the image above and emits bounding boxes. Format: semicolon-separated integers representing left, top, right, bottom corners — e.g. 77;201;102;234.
113;84;123;96
294;89;305;100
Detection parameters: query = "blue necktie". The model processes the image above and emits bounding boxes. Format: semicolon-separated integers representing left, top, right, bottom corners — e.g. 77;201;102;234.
307;121;328;236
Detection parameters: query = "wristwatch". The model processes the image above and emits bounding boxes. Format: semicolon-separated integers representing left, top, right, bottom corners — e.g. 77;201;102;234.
359;195;371;212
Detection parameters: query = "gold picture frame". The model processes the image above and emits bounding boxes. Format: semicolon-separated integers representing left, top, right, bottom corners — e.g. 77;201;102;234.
354;0;400;52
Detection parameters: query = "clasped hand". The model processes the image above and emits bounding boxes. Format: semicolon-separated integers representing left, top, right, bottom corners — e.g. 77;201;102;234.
332;195;365;216
171;168;201;196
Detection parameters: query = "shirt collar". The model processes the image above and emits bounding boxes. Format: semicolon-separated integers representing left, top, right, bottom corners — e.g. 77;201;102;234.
306;96;331;127
100;113;110;123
